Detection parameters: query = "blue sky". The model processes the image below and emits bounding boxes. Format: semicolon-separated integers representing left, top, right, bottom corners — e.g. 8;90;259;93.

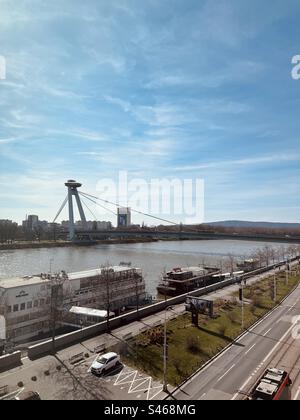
0;0;300;225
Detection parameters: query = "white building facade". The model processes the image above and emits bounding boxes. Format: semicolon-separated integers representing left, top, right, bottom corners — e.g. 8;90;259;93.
0;266;145;345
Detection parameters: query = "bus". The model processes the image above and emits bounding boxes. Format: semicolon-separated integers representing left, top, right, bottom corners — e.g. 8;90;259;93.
248;368;292;400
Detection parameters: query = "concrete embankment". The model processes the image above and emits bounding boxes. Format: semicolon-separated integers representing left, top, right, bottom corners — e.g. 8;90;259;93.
0;237;156;251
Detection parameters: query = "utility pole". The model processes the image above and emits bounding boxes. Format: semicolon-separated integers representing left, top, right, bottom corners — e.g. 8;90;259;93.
239;282;244;330
273;273;277;302
163;308;168;393
103;268;112;333
50;279;60;355
135;279;139;317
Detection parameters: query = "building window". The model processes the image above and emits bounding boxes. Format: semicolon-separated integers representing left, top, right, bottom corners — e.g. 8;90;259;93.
27;301;32;309
41;285;46;291
20;303;26;311
13;304;19;312
7;306;12;313
34;300;39;308
40;299;45;306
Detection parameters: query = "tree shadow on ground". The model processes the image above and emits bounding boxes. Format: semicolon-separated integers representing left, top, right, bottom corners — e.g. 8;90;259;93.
196;326;245;347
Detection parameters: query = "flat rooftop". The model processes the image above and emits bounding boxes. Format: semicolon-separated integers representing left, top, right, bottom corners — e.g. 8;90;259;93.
0;275;49;289
0;266;141;289
68;266;140;281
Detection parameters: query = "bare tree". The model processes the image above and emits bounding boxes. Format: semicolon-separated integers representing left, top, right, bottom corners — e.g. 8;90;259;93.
99;264;115;333
225;253;235;275
38;272;76;354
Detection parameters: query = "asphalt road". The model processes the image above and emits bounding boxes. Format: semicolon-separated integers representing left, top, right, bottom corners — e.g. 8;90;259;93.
172;282;300;400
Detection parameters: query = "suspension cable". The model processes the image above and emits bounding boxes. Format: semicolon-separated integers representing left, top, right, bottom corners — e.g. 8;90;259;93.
80;191;178;226
80;196;98;221
79;192;117;216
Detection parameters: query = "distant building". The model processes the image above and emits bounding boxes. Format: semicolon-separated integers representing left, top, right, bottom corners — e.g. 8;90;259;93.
22;215;39;231
97;221;112;230
38;220;49;231
117;207;131;228
0;219;14;225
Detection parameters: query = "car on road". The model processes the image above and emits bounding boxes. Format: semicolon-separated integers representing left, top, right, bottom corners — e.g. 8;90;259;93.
90;352;120;375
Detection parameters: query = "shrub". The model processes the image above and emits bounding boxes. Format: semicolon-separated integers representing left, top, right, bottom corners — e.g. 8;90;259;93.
186;335;200;354
228;311;238;324
218;321;227;336
31;376;37;382
252;296;264;309
17;381;24;388
44;370;50;376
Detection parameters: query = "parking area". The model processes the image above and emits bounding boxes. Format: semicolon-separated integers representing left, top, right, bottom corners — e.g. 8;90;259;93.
0;344;168;400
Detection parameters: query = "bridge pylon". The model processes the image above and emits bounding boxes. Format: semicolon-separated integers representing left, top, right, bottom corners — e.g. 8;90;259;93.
64;180;87;241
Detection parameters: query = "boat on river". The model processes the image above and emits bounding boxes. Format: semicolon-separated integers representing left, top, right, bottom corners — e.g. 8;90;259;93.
157;265;221;297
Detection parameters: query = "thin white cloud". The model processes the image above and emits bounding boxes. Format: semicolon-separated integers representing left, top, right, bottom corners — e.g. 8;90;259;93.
175;154;300;171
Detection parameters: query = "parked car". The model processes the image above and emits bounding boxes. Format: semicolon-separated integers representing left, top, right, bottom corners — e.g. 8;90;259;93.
90;352;120;375
15;391;41;400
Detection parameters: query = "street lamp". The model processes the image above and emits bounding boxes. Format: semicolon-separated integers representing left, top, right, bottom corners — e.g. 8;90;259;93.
273;273;277;302
163;306;173;393
239;280;244;331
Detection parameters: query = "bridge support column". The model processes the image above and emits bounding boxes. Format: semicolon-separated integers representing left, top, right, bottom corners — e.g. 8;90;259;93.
65;180;87;242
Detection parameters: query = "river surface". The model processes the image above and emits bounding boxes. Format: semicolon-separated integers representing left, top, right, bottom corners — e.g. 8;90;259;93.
0;240;287;296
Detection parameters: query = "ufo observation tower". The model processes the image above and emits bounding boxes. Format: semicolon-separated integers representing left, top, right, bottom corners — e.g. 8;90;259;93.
64;180;87;241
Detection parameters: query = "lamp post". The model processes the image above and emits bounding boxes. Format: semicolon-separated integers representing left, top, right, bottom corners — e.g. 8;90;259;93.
163;306;173;393
273;273;277;302
239;280;244;331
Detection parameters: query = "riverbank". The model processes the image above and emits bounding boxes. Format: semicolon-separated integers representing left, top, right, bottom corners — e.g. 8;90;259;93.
0;237;157;251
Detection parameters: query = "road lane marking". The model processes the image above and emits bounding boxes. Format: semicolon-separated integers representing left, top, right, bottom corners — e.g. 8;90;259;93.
217;364;235;383
263;328;272;337
200;392;206;399
245;343;256;355
262;324;294;363
232;323;295;400
294;387;300;400
87;355;99;373
232;376;252;400
0;387;25;401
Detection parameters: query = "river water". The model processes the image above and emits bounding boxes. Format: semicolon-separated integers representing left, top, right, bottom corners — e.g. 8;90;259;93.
0;240;287;296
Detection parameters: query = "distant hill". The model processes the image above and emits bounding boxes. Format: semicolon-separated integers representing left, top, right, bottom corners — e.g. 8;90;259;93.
207;220;300;229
